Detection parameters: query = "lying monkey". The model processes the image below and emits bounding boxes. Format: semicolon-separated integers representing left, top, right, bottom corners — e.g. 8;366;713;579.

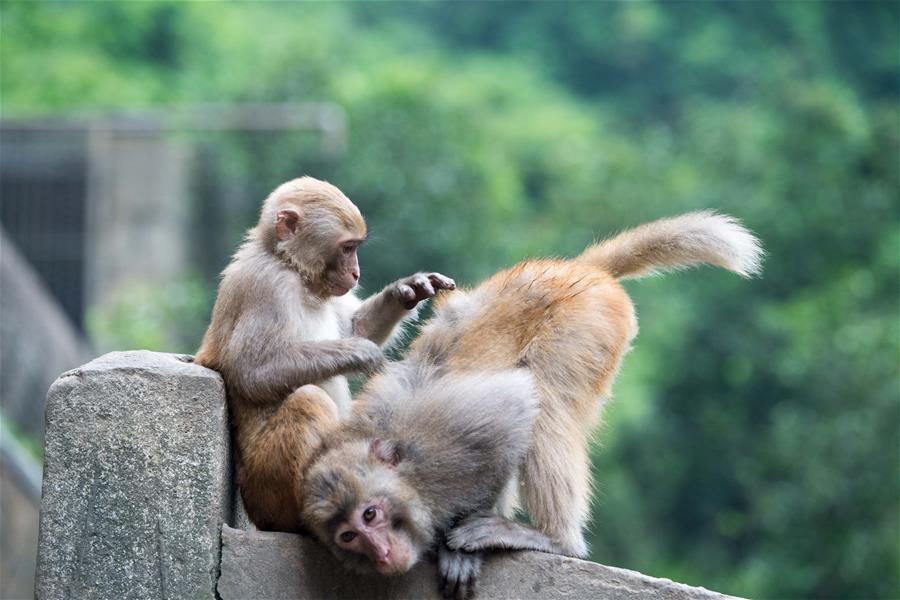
300;211;762;598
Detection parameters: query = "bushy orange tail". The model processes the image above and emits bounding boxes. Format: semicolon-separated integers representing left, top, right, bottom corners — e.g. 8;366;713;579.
578;211;763;280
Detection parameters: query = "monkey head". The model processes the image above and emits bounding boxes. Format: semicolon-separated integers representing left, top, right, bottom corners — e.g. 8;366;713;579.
260;177;367;297
302;438;433;576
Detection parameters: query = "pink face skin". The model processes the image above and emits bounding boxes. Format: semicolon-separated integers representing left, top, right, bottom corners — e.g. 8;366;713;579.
328;238;363;296
334;499;413;575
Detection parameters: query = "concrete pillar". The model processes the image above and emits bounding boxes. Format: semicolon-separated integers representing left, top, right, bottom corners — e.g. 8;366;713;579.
36;351;230;600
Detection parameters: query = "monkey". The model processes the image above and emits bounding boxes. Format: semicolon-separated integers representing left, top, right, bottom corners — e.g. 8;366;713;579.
298;211;762;598
194;176;455;533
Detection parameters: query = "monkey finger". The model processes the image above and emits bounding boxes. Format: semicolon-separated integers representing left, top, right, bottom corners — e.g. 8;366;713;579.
440;568;460;600
457;554;482;600
442;576;459;600
438;546;465;600
395;284;420;310
463;575;477;600
439;545;482;600
414;279;437;300
396;284;417;301
428;273;456;290
451;572;471;600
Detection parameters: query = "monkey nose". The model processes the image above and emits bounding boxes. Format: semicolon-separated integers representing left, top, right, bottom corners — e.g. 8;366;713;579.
351;271;360;281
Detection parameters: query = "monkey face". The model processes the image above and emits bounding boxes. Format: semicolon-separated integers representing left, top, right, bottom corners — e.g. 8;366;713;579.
323;238;363;297
302;439;433;576
333;497;416;575
275;211;365;297
268;177;367;297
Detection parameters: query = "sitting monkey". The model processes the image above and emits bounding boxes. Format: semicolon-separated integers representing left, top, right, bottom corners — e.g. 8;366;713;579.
195;176;454;532
299;211;762;598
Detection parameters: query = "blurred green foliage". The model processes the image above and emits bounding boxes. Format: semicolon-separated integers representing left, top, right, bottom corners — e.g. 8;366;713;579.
85;275;212;355
2;1;897;597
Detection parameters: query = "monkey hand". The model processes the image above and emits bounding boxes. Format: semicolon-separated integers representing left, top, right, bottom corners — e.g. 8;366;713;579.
438;543;482;600
393;272;456;310
345;337;386;374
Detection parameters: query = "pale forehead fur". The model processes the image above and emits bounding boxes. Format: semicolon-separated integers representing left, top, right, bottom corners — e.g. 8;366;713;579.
260;176;366;237
304;440;424;526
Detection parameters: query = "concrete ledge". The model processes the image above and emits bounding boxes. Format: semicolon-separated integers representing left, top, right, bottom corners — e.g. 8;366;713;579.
218;526;738;600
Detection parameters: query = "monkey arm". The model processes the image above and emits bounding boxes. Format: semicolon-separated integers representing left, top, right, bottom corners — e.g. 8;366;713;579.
234;338;384;404
351;272;456;346
351;290;416;346
445;513;567;556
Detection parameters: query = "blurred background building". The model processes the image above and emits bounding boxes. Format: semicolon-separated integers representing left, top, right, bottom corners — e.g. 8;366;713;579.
0;2;897;598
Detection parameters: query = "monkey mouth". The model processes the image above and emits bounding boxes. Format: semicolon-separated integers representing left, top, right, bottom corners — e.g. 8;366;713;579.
330;281;357;296
375;565;401;576
373;558;410;576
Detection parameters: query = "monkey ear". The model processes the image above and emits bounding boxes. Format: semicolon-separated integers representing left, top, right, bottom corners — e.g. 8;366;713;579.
275;209;301;241
369;438;401;467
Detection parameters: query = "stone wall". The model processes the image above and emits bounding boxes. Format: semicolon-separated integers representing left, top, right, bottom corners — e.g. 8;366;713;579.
35;351;739;600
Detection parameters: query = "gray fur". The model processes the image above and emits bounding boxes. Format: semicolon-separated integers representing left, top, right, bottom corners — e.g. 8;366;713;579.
446;513;565;554
349;363;539;529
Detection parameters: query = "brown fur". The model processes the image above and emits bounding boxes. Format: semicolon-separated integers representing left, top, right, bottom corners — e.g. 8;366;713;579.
234;385;339;531
440;211;761;556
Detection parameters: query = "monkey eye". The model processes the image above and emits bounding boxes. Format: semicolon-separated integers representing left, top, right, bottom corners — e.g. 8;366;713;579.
363;506;377;522
341;244;355;255
340;531;357;543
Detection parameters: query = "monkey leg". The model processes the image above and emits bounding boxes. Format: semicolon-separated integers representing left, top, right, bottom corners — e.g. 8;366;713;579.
237;385;340;532
521;411;591;557
445;513;565;555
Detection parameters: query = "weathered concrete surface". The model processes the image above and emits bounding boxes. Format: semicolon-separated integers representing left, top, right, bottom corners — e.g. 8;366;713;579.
219;526;739;600
36;351;230;600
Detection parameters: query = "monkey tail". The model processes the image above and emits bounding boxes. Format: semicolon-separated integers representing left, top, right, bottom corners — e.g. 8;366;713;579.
577;210;763;280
